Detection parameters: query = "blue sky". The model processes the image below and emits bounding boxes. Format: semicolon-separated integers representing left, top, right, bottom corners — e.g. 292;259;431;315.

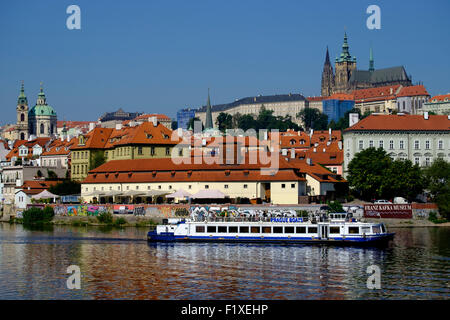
0;0;449;125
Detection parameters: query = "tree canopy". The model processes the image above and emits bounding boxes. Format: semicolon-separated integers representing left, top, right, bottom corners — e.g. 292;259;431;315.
347;147;424;201
297;108;328;130
423;158;450;219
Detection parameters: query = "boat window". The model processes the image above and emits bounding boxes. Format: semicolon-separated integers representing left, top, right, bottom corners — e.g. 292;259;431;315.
330;227;340;234
251;226;260;233
240;226;249;233
229;226;238;233
262;227;271;233
308;227;317;234
196;226;205;233
218;226;227;233
348;227;359;234
361;227;370;234
284;227;295;233
207;226;217;233
273;227;283;233
296;226;306;233
381;224;386;233
372;225;381;234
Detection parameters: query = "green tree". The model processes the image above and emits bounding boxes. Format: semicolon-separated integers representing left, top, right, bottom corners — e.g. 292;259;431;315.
216;112;233;132
297;108;328;130
236;114;257;131
49;180;81;196
382;159;424;200
46;169;58;180
90;151;106;170
347;148;393;201
171;120;178;130
423;158;450;219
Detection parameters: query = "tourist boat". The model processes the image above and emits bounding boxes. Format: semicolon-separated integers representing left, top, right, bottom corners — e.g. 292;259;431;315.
147;213;395;245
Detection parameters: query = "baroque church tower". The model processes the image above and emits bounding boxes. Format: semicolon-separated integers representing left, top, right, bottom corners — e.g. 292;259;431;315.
333;32;356;94
321;47;334;97
16;81;29;141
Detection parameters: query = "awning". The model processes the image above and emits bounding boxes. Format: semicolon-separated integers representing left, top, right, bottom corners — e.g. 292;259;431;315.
31;190;60;200
166;189;192;199
191;189;227;199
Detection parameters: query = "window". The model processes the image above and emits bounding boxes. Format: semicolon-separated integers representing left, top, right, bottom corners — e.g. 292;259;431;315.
359;140;363;150
251;226;260;233
166;147;170;156
414;140;420;150
389;140;394;150
151;147;155;156
229;226;238;233
425;157;431;166
262;227;271;233
207;226;216;233
281;184;286;189
138;147;143;155
205;185;209;189
291;184;295;189
273;227;283;233
224;184;228;189
369;140;374;148
196;226;205;233
438;140;443;150
330;227;340;234
415;157;420;165
239;226;249;233
348;227;359;234
379;140;384;149
425;140;430;150
158;185;161;189
188;185;192;189
399;140;404;150
296;226;306;233
308;227;317;234
243;184;248;189
218;226;227;233
284;227;295;233
178;149;183;157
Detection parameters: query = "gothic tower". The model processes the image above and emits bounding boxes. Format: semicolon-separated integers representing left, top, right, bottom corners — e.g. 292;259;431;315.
334;32;357;94
321;47;334;97
16;81;29;141
205;88;213;129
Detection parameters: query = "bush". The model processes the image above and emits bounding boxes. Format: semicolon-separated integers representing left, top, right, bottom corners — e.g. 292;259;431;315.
327;201;344;213
428;211;448;224
22;207;54;225
114;217;127;226
97;211;113;224
296;210;309;218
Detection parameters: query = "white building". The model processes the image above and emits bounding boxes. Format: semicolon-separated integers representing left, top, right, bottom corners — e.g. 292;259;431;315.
420;94;450;115
343;113;450;177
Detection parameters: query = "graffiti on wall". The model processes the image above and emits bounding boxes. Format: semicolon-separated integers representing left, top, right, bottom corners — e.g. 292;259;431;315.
54;205;110;216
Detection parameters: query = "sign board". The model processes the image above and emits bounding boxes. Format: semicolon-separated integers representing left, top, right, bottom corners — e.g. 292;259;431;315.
364;204;412;219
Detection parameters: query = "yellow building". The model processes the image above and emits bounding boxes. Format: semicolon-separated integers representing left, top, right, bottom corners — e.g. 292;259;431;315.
71;121;187;181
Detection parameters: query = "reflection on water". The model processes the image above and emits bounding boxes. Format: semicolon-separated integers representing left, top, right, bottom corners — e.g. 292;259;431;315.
0;223;449;299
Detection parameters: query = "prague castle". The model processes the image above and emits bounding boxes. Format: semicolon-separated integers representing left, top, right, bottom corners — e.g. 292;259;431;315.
321;33;413;96
14;82;57;140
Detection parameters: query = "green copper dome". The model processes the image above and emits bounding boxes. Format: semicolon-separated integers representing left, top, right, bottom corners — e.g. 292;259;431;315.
29;83;57;117
29;104;56;116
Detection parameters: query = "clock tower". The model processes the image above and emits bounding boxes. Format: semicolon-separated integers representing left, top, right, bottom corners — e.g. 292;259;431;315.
16;81;29;141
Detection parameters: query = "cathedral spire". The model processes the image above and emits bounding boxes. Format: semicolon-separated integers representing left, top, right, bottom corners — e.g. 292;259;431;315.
325;46;331;65
369;47;375;72
18;80;27;105
205;88;213;129
321;47;335;97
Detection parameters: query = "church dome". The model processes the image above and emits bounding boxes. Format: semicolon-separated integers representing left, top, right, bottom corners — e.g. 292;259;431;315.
29;104;56;117
29;84;57;117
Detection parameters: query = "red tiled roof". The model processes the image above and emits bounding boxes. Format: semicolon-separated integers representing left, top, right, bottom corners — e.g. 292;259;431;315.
345;114;450;132
396;85;430;98
352;85;402;102
6;138;51;161
325;93;354;101
307;96;325;102
17;180;60;195
429;94;450;103
41;137;80;156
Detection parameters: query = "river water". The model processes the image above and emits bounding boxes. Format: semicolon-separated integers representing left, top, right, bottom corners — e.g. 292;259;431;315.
0;223;448;300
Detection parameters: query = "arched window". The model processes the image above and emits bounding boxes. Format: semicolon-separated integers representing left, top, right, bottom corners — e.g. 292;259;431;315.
40;123;45;134
20;133;25;140
20;113;25;122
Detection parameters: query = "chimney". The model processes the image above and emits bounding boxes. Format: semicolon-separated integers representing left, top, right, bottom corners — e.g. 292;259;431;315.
263;131;268;140
150;116;158;127
290;148;295;159
115;123;123;130
338;141;343;150
424;112;429;120
306;158;312;166
89;122;95;132
282;149;287;156
390;87;393;95
328;128;332;140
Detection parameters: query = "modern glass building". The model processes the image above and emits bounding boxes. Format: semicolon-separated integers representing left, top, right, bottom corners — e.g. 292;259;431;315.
177;108;196;130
